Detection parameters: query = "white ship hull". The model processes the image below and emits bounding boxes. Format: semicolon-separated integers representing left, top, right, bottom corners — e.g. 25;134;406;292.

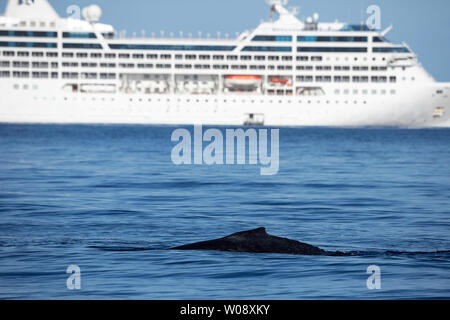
1;0;449;127
0;80;449;127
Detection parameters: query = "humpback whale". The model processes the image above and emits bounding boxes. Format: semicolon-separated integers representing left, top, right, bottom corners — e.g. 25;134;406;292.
172;227;350;256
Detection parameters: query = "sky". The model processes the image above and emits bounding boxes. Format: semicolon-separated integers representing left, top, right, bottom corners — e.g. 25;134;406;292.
1;0;449;81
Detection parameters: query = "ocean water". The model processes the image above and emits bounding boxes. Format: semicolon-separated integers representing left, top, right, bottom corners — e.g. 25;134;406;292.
0;124;449;300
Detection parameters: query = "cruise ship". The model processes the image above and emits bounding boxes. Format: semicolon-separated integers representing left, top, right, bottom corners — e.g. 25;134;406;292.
0;0;449;127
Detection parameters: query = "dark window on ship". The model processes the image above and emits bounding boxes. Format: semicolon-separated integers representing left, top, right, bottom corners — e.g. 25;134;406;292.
0;41;57;48
91;53;102;58
254;56;266;61
137;64;152;68
252;35;292;42
32;62;48;68
100;73;116;79
109;44;236;51
32;72;48;79
105;53;116;59
352;76;369;83
102;33;115;39
13;71;29;78
296;76;313;82
81;63;97;67
296;66;313;70
373;47;410;53
3;51;15;56
99;63;116;68
13;61;28;68
298;36;367;42
0;30;57;38
77;53;88;58
334;76;350;82
119;54;130;59
298;47;367;53
62;72;78;79
47;52;58;57
268;56;279;61
146;54;157;59
62;62;78;67
296;56;308;61
62;53;73;58
81;73;97;79
63;32;97;39
161;54;171;59
185;55;196;60
32;52;44;57
242;46;292;52
156;64;170;69
199;55;210;60
227;55;238;60
213;55;224;60
373;36;388;43
311;56;322;61
63;43;102;49
119;63;134;68
316;76;332;82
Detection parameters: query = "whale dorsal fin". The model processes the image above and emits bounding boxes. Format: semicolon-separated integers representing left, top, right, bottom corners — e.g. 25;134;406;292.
227;227;268;239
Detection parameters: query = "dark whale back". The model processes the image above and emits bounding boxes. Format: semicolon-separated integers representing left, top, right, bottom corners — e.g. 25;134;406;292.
172;227;327;255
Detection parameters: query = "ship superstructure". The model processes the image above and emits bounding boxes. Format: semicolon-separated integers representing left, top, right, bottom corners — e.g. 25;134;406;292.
0;0;449;126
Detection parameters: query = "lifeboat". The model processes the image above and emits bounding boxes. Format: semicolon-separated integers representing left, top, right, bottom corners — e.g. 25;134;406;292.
269;76;291;86
224;75;262;88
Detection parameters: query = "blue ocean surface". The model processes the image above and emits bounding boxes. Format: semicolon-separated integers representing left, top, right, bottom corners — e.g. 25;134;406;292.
0;124;449;299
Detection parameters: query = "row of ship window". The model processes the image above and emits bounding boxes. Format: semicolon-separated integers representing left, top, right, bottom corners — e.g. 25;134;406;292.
0;50;393;63
0;61;391;70
10;83;398;99
0;41;410;54
0;71;399;83
297;76;397;83
0;31;385;43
